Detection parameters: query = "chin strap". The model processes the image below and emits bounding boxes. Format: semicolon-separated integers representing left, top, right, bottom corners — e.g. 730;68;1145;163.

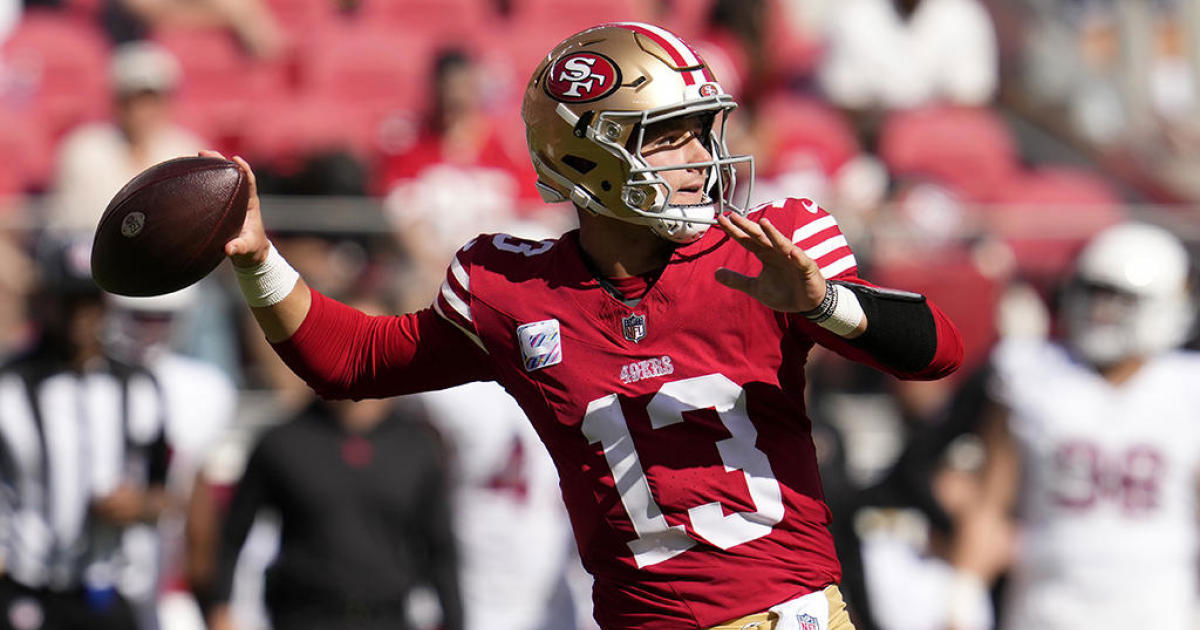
529;151;661;229
650;203;715;243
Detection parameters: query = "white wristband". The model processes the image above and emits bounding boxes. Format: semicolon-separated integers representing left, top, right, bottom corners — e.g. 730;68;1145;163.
233;243;300;307
817;284;865;337
946;571;989;630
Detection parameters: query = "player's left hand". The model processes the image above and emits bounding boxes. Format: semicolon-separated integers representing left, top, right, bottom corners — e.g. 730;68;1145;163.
714;212;828;312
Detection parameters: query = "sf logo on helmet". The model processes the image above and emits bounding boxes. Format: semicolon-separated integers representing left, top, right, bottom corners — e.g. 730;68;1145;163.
546;52;621;103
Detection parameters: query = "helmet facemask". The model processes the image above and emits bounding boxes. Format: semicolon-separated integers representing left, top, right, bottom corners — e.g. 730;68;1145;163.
538;94;754;244
1064;279;1193;367
607;99;754;243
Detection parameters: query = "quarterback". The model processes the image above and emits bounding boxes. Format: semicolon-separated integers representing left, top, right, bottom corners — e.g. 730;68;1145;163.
217;23;962;630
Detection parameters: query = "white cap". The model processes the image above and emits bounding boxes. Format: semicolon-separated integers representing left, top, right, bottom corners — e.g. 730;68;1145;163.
110;42;181;95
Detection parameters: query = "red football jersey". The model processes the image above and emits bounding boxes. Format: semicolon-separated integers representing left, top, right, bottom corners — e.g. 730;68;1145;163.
274;197;960;629
428;198;950;628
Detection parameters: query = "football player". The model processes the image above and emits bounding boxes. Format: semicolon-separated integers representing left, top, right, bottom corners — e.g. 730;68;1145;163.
213;22;962;630
951;222;1200;630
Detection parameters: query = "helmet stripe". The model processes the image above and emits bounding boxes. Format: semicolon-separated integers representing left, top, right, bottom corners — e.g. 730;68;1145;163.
611;22;706;86
630;23;715;85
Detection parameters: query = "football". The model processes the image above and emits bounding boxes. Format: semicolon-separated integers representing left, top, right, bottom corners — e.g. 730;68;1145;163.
91;156;248;297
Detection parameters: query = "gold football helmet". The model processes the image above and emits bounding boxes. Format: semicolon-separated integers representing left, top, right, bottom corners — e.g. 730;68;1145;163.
522;22;753;243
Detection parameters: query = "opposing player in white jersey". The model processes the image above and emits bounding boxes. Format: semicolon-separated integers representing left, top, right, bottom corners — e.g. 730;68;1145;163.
414;382;583;630
954;222;1200;630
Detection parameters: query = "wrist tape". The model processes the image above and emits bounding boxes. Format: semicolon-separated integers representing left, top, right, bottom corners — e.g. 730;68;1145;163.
801;282;865;337
233;243;300;307
947;571;989;628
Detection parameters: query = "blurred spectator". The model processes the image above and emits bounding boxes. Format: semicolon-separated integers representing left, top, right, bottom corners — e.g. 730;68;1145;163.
750;95;889;229
380;48;545;308
103;0;282;58
819;0;998;112
0;238;170;630
0;222;33;356
206;370;462;630
952;222;1200;630
691;0;763;100
255;151;369;198
240;235;379;410
686;0;825;100
0;0;17;44
102;288;237;630
808;415;881;630
858;438;994;630
46;41;202;235
414;382;583;630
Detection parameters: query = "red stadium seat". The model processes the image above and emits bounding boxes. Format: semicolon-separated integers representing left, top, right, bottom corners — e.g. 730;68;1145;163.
468;23;562;105
153;27;289;104
262;0;334;37
662;0;714;39
878;106;1019;202
985;166;1124;284
873;250;1002;373
756;95;860;178
510;0;652;35
299;22;436;115
763;0;822;81
153;25;291;158
2;12;110;138
0;108;54;193
172;97;242;156
241;95;415;169
240;96;349;167
64;0;104;19
354;0;496;39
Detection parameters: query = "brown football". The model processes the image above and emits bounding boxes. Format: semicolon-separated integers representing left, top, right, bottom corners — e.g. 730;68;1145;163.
91;156;248;296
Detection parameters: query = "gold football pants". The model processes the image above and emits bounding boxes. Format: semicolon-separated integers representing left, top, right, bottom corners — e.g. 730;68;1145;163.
707;585;855;630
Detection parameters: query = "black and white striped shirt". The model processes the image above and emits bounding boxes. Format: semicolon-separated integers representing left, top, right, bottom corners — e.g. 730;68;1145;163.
0;353;168;592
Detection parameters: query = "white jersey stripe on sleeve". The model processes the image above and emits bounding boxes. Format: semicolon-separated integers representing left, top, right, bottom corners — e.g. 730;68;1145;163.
803;235;848;260
433;299;486;350
450;257;470;292
439;279;473;324
821;253;858;279
792;215;838;244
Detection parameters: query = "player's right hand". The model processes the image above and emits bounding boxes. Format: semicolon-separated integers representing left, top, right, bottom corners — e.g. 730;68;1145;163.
714;212;829;313
200;150;270;268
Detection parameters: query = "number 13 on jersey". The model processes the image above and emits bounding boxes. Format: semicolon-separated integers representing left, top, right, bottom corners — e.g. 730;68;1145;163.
582;374;785;568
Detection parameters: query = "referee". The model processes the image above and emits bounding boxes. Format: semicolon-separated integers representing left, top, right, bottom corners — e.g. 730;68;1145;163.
0;240;169;630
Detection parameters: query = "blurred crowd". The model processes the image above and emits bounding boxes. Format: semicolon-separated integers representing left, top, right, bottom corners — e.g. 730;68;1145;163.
1;0;1200;629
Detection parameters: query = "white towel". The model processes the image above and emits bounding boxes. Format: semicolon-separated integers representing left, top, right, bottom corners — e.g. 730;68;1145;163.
767;588;830;630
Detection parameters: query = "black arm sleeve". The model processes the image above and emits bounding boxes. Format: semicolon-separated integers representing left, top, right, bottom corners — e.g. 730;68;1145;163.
212;439;272;604
840;282;938;374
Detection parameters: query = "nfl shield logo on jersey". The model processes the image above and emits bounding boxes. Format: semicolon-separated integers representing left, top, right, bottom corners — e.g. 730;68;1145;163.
622;313;647;343
517;319;563;371
798;613;820;630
